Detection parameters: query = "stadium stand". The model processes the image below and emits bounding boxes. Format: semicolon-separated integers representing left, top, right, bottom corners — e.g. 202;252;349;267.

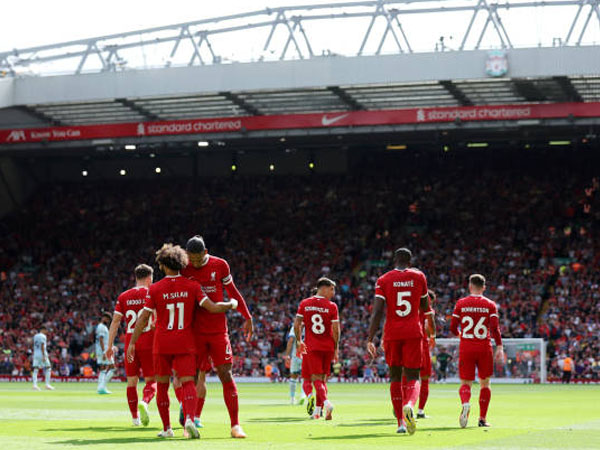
0;146;598;382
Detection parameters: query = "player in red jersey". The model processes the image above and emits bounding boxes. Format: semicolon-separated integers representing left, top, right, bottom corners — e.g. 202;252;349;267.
180;235;253;439
294;277;340;420
367;247;429;435
417;289;436;419
105;264;156;427
127;244;238;439
450;274;503;428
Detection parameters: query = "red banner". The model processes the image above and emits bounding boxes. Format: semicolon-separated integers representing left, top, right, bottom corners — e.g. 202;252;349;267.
1;102;599;145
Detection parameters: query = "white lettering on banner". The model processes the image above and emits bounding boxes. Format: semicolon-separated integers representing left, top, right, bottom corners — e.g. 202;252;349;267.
6;130;26;142
421;107;532;122
146;120;242;135
52;129;81;139
31;131;51;140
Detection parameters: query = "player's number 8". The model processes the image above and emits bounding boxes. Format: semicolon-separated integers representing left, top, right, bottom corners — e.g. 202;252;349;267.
396;291;411;317
461;316;487;339
311;314;326;334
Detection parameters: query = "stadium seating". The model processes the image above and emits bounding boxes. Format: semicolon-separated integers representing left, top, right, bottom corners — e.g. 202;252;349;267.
0;148;598;381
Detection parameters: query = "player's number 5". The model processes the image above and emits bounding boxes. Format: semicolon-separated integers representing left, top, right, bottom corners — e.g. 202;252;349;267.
396;291;411;317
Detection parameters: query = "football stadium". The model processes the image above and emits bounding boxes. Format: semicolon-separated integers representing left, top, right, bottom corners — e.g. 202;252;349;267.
1;1;599;449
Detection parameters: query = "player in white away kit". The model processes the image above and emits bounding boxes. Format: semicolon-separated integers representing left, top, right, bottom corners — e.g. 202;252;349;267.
96;312;116;394
284;325;305;405
32;326;54;390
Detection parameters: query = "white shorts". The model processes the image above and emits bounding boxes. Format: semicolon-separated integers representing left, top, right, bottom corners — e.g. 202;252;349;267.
290;356;302;375
33;355;50;369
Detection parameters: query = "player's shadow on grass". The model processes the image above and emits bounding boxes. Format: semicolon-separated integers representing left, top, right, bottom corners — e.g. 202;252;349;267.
43;426;156;433
248;416;306;423
337;419;396;427
50;436;230;446
309;433;391;440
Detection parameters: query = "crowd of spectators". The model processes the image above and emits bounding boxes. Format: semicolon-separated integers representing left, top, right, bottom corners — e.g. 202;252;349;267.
0;147;598;382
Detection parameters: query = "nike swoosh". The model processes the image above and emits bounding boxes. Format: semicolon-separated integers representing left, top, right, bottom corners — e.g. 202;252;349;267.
321;114;349;126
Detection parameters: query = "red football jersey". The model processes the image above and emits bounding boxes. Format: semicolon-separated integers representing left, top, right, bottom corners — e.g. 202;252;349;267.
296;295;339;352
115;286;154;351
181;255;232;335
143;275;208;354
451;295;499;349
375;268;428;340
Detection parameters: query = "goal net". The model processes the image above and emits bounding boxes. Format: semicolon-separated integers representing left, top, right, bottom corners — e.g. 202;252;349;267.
433;338;547;384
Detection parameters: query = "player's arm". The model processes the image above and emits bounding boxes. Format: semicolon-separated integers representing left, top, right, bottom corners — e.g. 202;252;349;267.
127;308;151;363
490;305;504;360
199;295;238;313
293;315;306;356
450;301;461;336
284;335;294;358
222;272;253;341
105;312;123;360
332;320;341;362
367;296;385;358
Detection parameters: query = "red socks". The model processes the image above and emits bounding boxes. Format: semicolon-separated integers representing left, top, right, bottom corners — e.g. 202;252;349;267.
126;386;138;419
302;379;312;397
174;385;183;404
390;381;403;426
222;380;239;427
157;382;171;431
459;384;471;405
142;381;156;404
418;378;429;410
181;381;197;422
402;379;420;408
195;397;205;419
479;387;491;420
313;380;327;408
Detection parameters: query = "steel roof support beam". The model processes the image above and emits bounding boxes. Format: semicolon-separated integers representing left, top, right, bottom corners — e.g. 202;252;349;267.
327;86;364;110
219;92;262;115
439;80;472;106
553;76;584;102
460;0;513;50
115;98;161;121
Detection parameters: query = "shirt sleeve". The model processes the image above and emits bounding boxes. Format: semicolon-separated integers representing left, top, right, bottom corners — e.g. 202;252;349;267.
143;288;155;312
489;301;502;346
374;277;385;301
450;301;461;336
331;302;340;322
296;301;305;318
221;259;233;285
114;294;124;316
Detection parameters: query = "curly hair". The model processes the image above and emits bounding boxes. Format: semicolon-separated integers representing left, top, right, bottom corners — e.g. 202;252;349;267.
155;243;189;272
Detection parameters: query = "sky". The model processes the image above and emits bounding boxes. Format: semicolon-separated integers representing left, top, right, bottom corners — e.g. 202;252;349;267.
1;1;599;74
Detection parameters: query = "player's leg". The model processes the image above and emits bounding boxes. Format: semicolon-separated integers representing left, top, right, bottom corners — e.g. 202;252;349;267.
477;348;494;427
400;338;422;435
418;339;431;418
32;359;40;390
194;370;207;427
211;334;246;438
154;354;174;437
383;340;405;433
97;363;108;394
458;347;476;428
289;373;299;404
173;353;199;439
104;362;116;391
136;349;155;427
126;376;141;425
311;373;327;419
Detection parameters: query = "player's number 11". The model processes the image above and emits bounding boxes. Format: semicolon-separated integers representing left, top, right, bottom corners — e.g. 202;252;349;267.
166;302;185;330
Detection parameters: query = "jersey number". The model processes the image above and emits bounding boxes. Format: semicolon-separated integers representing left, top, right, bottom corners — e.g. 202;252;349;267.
461;316;487;339
395;291;412;317
166;302;185;330
311;314;326;335
125;310;152;334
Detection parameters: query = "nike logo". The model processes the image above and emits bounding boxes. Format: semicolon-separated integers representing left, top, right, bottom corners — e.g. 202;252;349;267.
321;114;349;126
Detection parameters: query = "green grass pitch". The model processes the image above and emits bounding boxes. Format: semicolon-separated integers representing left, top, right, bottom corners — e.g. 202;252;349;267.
1;382;599;449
